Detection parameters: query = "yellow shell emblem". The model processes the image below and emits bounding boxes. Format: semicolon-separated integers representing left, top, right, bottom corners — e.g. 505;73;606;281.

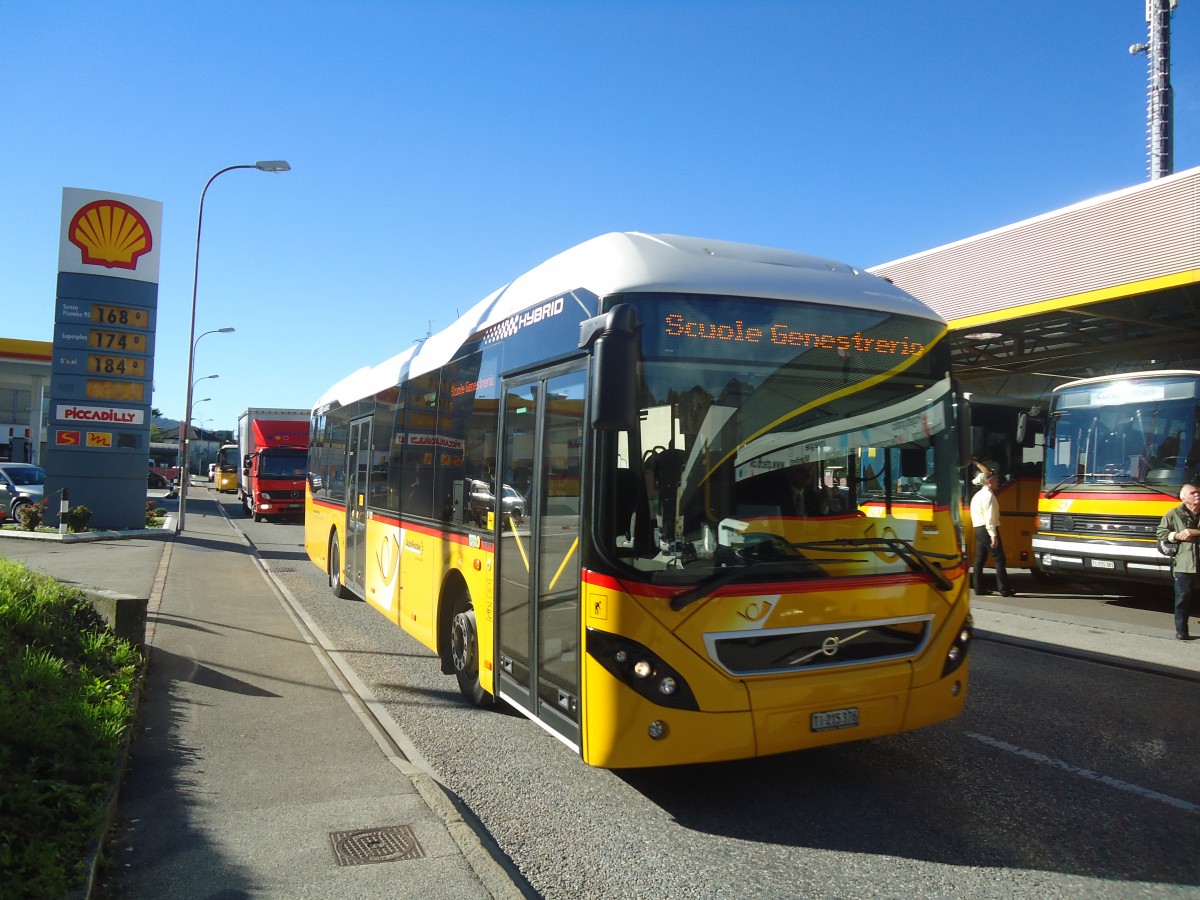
68;200;152;270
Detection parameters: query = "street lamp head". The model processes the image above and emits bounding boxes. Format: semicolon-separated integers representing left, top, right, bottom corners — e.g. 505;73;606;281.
217;327;235;333
255;160;291;172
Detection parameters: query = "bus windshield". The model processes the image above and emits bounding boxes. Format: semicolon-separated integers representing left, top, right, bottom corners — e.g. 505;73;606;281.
1045;374;1200;492
600;293;959;588
215;444;239;472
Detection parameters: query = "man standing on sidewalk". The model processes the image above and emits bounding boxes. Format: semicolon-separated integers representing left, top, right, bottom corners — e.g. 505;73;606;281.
1157;483;1200;641
970;460;1015;597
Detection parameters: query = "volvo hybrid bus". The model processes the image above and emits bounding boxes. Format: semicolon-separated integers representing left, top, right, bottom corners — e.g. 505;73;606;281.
305;232;973;768
1033;370;1200;585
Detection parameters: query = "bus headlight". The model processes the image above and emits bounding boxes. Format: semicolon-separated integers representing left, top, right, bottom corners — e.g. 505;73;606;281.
587;628;699;711
942;614;973;677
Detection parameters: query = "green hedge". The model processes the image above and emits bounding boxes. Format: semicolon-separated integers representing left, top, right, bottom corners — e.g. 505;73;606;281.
0;559;143;899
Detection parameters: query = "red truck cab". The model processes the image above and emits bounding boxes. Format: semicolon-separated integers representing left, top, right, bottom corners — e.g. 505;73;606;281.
242;444;307;521
237;412;310;522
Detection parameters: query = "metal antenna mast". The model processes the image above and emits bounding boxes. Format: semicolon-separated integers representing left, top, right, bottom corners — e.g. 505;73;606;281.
1129;0;1177;180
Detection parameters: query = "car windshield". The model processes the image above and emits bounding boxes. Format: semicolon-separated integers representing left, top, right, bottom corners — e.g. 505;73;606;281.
2;466;46;486
594;292;960;589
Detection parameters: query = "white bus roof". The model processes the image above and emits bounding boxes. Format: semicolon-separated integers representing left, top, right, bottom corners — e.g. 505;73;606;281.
314;232;942;412
1052;369;1200;392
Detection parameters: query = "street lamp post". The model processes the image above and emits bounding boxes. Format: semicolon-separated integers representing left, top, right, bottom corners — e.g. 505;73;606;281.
178;159;290;533
178;333;231;526
187;398;212;475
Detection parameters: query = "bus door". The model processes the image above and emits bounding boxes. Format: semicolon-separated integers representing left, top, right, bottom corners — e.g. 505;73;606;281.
495;365;587;749
345;416;372;595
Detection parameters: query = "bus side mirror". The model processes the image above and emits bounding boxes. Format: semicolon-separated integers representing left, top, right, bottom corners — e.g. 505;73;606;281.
956;381;974;466
1016;411;1041;448
581;304;640;432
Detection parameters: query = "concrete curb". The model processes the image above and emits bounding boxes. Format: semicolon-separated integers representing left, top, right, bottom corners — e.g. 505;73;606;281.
0;515;176;543
230;513;532;897
76;538;174;899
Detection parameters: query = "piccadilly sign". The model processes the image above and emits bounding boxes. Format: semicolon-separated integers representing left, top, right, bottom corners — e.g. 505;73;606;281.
54;403;145;425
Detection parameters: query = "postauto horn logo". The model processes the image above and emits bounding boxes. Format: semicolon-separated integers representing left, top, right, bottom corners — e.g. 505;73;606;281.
68;200;153;270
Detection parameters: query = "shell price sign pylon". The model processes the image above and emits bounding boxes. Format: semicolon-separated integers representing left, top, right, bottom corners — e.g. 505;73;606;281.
46;188;163;530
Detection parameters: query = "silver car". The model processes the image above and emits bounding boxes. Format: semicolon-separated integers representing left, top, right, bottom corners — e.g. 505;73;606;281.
467;480;526;528
0;463;46;519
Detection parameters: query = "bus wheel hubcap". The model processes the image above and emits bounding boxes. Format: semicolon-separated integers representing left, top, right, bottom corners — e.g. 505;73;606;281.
451;609;476;672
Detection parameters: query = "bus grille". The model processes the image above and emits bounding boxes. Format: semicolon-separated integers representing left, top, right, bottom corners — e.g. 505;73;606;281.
1047;514;1159;537
704;615;932;676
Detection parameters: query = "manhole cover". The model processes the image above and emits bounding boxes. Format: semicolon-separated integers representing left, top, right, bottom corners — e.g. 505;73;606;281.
329;825;425;867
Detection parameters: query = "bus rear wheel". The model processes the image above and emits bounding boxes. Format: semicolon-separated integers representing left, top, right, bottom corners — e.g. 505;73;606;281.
328;532;352;600
450;603;491;707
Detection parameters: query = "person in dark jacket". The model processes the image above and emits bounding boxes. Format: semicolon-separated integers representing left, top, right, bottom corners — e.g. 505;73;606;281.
1156;483;1200;640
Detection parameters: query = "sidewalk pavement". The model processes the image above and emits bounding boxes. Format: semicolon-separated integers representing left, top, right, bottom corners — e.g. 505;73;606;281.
1;494;1197;898
1;491;525;899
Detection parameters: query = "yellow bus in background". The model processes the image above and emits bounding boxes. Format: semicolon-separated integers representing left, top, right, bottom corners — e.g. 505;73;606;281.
213;443;240;494
1033;370;1200;585
962;398;1044;573
305;233;973;768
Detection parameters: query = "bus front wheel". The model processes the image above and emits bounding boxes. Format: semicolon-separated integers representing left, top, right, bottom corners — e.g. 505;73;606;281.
450;603;491;707
328;532;352;600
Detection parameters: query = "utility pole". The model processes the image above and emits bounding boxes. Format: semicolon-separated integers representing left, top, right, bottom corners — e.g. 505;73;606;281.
1129;0;1177;180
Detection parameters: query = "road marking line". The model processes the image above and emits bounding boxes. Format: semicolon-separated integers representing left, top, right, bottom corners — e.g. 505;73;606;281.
968;732;1199;815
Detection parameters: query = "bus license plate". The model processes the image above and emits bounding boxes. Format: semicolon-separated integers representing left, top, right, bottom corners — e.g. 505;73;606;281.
1089;559;1115;569
811;707;859;732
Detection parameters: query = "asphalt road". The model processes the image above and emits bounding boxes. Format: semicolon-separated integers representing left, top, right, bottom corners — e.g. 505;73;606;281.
225;494;1200;899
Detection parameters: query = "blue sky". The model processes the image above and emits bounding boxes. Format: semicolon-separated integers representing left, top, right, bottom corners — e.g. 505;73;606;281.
3;1;1196;435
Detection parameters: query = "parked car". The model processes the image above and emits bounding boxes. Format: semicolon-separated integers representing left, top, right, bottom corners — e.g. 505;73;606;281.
0;463;46;519
148;469;169;488
467;480;526;528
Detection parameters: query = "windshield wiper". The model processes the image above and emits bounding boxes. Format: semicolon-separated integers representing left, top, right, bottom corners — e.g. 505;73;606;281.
668;534;820;612
1044;473;1082;498
795;537;954;592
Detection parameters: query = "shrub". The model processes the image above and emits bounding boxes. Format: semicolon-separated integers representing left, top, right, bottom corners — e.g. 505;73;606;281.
145;502;167;527
62;505;93;533
15;499;48;531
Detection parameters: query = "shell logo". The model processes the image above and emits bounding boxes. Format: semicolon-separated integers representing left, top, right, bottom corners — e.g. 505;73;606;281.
68;200;153;270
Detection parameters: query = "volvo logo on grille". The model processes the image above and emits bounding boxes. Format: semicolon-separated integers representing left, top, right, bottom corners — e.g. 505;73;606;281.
788;629;870;666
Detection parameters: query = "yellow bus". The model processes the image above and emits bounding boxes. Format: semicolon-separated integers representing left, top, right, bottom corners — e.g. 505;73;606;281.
858;397;1043;574
962;398;1044;573
214;443;239;494
1033;370;1200;585
305;232;973;768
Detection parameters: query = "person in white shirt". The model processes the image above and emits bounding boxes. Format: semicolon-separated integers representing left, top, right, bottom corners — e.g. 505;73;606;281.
969;463;1015;597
